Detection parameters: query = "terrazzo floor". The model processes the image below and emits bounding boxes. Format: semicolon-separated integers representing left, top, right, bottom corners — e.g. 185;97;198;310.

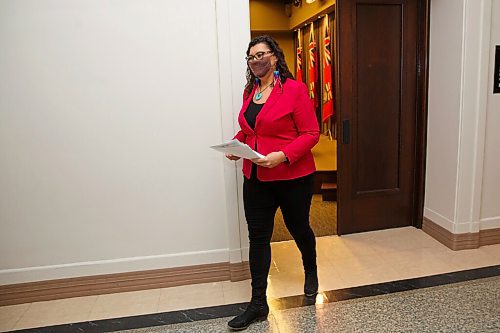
116;276;500;333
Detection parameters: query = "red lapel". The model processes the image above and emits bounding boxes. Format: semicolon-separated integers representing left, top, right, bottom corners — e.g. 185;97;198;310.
255;82;283;129
240;81;284;131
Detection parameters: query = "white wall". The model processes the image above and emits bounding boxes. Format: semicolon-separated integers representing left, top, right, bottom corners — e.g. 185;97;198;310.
480;0;500;226
425;0;500;234
425;0;463;227
0;0;250;284
215;0;251;264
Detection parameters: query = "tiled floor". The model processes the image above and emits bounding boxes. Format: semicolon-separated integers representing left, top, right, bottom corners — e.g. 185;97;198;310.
1;227;500;332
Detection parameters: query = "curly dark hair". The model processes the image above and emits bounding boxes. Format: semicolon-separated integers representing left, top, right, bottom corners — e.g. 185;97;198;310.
244;35;294;96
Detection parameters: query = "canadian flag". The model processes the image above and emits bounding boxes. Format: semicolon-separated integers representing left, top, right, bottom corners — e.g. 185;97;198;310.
308;22;318;108
322;15;334;122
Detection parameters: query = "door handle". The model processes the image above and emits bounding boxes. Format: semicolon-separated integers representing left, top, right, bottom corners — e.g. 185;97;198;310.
342;120;350;144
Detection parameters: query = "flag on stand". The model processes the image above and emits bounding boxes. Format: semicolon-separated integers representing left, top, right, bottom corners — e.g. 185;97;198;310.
322;15;334;122
296;29;303;82
308;22;318;108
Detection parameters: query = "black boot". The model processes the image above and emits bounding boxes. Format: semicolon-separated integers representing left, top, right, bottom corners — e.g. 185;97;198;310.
227;298;269;331
304;270;318;297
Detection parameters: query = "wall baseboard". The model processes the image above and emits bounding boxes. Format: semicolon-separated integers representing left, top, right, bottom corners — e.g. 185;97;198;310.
479;227;500;247
423;217;500;250
229;261;251;282
0;261;250;306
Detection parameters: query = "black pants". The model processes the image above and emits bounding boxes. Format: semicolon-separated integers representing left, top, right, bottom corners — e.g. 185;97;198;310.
243;174;317;300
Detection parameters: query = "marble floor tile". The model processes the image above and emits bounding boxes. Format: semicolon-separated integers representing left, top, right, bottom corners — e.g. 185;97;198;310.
369;232;443;252
479;244;500;260
157;282;225;312
88;289;160;321
221;280;251;304
339;270;403;288
445;249;500;270
270;241;302;270
391;249;460;276
267;273;304;299
316;263;348;291
0;303;30;332
14;295;97;330
316;236;379;262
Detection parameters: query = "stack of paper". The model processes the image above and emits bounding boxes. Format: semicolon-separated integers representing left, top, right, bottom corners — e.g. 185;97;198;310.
210;140;264;159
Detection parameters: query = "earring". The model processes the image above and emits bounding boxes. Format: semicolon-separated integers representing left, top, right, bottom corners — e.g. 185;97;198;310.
273;70;283;91
255;77;260;85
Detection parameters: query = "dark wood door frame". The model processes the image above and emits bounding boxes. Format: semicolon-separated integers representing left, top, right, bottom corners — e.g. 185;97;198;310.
334;0;430;233
413;0;430;229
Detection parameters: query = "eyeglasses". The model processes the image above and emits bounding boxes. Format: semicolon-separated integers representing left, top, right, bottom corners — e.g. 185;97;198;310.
245;51;273;62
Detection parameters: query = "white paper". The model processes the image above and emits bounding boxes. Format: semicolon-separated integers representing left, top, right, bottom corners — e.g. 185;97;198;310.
210;140;264;159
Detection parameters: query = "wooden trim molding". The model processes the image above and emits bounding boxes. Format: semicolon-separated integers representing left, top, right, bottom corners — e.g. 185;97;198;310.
0;261;250;306
479;228;500;247
229;261;251;282
422;217;500;250
413;0;430;229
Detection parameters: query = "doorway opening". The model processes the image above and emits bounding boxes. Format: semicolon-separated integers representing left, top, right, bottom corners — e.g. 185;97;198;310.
247;0;428;241
248;2;338;242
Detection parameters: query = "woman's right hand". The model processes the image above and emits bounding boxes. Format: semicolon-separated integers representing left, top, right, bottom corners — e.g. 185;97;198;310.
225;154;241;161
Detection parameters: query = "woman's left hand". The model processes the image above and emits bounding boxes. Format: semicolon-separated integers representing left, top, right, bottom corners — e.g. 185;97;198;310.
252;151;287;168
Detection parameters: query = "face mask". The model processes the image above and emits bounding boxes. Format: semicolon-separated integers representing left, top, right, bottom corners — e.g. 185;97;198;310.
249;58;272;78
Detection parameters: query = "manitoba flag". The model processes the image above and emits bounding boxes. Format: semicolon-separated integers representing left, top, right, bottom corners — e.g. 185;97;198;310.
322;15;334;122
308;22;318;108
296;30;303;82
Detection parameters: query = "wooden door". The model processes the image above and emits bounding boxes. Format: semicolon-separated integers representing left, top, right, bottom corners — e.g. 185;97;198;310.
336;0;427;234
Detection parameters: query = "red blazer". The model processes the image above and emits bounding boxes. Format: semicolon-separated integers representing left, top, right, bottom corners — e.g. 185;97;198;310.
233;78;320;181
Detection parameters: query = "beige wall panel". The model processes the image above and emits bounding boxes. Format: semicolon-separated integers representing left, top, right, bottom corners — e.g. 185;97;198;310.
250;0;289;31
290;0;335;29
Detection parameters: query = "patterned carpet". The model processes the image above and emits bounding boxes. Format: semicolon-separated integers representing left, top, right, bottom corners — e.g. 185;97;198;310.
271;194;337;242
